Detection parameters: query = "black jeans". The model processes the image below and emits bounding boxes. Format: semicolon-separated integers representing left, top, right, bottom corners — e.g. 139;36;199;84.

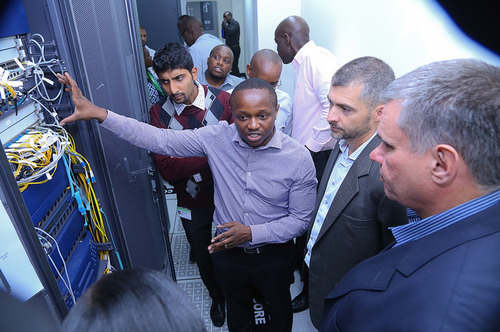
181;206;223;301
212;241;294;332
229;45;241;76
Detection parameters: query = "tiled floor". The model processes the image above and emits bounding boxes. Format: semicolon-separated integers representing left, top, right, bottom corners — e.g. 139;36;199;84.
166;190;317;332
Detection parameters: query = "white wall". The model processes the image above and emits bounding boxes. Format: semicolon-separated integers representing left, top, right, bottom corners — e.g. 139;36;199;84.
255;0;301;95
242;0;257;75
255;0;500;97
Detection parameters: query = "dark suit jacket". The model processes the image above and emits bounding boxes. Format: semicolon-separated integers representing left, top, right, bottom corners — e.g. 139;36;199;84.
320;201;500;332
307;136;408;327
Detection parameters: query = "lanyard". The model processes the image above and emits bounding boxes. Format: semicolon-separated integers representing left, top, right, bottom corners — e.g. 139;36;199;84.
147;71;165;96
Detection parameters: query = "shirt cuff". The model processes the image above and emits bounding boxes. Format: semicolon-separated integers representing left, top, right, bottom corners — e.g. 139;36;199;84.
100;110;121;132
248;224;268;246
306;126;333;152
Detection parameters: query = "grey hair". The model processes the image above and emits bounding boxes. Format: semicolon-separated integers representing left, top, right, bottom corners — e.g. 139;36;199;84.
381;58;500;190
331;56;395;110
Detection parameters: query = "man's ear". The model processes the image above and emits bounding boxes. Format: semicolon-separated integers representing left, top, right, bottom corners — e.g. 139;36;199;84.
246;64;252;78
275;104;280;119
191;66;198;81
373;104;384;122
430;144;459;186
284;33;291;46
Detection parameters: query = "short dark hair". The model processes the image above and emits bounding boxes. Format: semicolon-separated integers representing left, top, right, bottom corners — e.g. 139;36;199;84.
60;268;206;332
230;78;277;109
332;56;395;111
209;44;231;57
153;42;194;74
177;14;191;30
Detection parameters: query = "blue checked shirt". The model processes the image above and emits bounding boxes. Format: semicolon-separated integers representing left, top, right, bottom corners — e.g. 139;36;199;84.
391;190;500;247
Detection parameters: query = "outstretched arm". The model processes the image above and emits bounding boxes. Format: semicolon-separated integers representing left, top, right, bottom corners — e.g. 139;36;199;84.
56;73;108;125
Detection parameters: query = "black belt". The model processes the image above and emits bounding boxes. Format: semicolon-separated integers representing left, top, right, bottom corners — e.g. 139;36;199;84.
237;241;293;255
243;246;265;254
228;44;240;48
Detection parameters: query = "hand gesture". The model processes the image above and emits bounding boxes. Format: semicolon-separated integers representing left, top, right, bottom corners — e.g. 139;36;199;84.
56;73;108;125
208;221;252;253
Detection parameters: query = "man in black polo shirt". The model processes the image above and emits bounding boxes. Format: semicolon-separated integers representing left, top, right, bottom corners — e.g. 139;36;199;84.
221;11;241;76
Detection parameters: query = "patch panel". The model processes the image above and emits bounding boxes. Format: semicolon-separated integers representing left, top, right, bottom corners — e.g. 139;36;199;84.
56;231;98;309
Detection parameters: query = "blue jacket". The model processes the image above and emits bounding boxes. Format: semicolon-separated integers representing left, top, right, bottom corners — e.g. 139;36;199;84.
320;201;500;332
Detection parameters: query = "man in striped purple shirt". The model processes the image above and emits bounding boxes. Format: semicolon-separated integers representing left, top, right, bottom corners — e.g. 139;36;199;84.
320;59;500;331
57;74;317;332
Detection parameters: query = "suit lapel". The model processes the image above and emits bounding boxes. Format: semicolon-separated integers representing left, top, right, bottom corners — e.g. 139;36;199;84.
315;136;381;243
307;145;341;238
326;201;500;299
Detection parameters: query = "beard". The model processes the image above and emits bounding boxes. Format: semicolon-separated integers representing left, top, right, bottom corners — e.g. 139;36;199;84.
330;112;373;140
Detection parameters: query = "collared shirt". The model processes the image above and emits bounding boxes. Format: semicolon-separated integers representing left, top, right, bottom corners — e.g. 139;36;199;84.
406;208;421;223
391;190;500;247
149;84;232;209
197;72;243;92
101;111;317;247
275;88;293;136
147;80;160;105
291;40;338;152
189;33;223;76
172;81;205;115
305;133;377;266
145;45;155;57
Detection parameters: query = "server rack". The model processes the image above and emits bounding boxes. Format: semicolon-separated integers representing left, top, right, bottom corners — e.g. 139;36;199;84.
0;0;179;325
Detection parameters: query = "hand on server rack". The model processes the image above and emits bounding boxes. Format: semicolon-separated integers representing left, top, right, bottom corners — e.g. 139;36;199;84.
56;73;108;125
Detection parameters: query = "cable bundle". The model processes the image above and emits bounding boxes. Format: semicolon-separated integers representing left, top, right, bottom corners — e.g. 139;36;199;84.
6;122;118;275
26;33;65;103
5;124;68;191
65;133;113;267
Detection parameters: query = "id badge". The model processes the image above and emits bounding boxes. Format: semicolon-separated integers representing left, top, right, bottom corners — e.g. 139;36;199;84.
177;207;192;220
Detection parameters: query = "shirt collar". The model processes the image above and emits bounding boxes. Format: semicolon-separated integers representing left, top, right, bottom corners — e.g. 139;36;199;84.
391;189;500;247
292;40;316;69
172;81;205;115
221;75;240;90
338;132;377;161
205;72;241;91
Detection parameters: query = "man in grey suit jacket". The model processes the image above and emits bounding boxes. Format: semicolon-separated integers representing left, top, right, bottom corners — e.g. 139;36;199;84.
299;57;408;327
320;59;500;331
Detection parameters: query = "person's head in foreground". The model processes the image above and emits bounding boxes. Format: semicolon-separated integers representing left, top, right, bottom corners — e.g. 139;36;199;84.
60;268;206;332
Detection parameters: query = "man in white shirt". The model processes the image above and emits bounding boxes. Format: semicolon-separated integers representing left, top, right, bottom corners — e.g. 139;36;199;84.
275;15;339;176
179;16;223;76
275;16;339;304
246;49;293;135
140;26;155;57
